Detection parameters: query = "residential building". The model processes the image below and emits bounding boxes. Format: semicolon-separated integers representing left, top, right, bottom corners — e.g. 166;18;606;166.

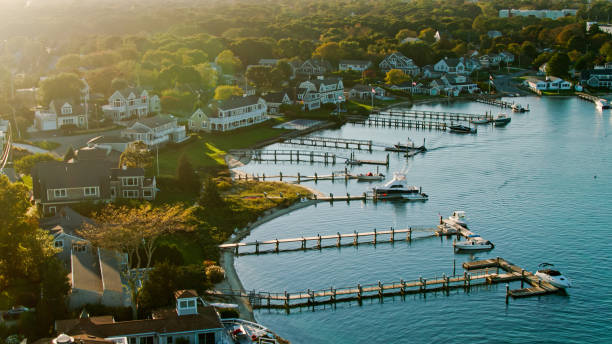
479;54;501;68
121;115;187;148
487;30;502;38
102;88;160;122
54;290;229;344
262;92;292;114
338;60;372;72
379;52;420;76
586;22;612;35
0;120;9;154
400;37;422;44
40;207;129;309
434;58;466;75
463;57;482;73
523;76;572;93
443;75;480;94
421;65;441;79
87;136;131;153
189;96;268;132
297;77;344;111
34;99;87;131
498;51;515;64
32;161;156;216
499;8;577;19
296;59;333;76
581;64;612;89
348;84;385;100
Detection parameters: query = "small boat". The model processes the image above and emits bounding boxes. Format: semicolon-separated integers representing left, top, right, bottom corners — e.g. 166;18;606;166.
357;172;385;181
453;235;494;251
493;114;511;126
449;124;476;133
372;173;428;201
511;104;526;113
534;263;571;289
385;138;427;152
470;118;490;125
596;99;610;110
448;210;468;228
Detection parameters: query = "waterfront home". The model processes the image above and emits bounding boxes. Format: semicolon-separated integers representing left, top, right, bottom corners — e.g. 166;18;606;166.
296;59;333;76
523;76;572;93
189;96;268;132
580;63;612;89
34;99;87;131
121;115;187;148
54;290;228;344
498;51;515;64
262;92;292;114
32;160;156;215
479;54;501;68
463;57;482;73
102;87;161;122
40;207;129;309
379;52;420;76
499;8;577;19
434;57;466;75
443;75;480;94
338;59;372;72
297;77;344;111
348;84;385;100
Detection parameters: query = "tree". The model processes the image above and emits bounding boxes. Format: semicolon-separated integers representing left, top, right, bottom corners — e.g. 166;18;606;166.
195;63;218;90
418;28;437;43
213;85;243;101
55;54;81;71
177;155;200;192
277;38;301;58
119;141;153;169
215;50;242;75
15;153;60;175
395;29;417;42
385;69;410;85
312;42;342;65
246;65;273;90
63;147;75;162
600;42;612;62
546;53;571;77
39;73;83;105
111;78;129;91
200;177;223;206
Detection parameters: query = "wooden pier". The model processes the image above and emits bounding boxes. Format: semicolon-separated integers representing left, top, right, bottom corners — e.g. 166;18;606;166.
206;257;560;309
283;136;375;151
576;92;609;108
219;227;436;255
474;96;523;110
373;109;485;122
361;117;448;131
230;149;342;165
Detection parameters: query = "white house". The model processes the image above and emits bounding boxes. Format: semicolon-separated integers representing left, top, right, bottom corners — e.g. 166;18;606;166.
102;88;160;122
296;59;333;75
580;64;612;89
338;60;372;72
297;77;344;111
434;58;466;75
121;115;187;147
34;99;87;131
523;76;572;93
189;96;268;132
379;52;420;76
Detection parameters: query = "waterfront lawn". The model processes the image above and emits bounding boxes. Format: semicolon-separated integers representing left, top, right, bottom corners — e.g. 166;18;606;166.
224;180;308;213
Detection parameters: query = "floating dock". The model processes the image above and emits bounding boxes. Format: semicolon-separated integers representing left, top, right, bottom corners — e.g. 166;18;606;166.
361;117;448;130
283;136;375;151
373;109;485;122
474;96;527;110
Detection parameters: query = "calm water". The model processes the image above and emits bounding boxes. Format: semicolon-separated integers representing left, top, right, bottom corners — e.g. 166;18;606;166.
234;97;612;343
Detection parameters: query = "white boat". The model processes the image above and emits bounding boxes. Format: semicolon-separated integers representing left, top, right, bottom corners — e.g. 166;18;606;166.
453;235;494;251
534;263;571;289
493;113;511;126
357;172;385;181
596;98;610;110
448;210;468;228
511;104;526;113
372;173;428;201
470;118;490;124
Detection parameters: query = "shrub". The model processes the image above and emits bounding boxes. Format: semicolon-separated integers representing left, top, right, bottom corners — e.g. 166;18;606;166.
205;265;225;284
219;309;240;319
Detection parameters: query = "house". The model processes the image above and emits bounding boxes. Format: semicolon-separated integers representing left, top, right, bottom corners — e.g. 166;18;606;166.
87;136;131;153
498;51;515;64
262;92;292;114
487;30;502;39
586;21;612;35
547;76;572;90
39;207;129;309
379;52;420;76
338;60;372;72
443;75;480;94
189;96;268;132
34;99;87;131
463;57;482;73
121;115;187;148
523;76;571;93
72;146;121;165
296;59;333;76
297;77;344;111
348;84;385;100
499;8;578;20
53;290;229;344
102;88;160;122
421;65;441;79
400;37;422;44
523;77;548;93
32;161;157;216
479;54;501;68
0;120;9;154
581;64;612;89
434;57;466;75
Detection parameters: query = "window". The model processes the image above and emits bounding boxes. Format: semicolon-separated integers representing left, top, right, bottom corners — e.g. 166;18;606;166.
110;187;116;197
84;187;98;196
129;99;136;106
187;300;195;307
141;337;153;344
122;177;138;186
54;240;63;248
180;300;188;308
54;189;67;198
198;333;215;344
61;105;72;115
143;190;152;198
114;99;122;107
123;190;138;198
129;338;137;344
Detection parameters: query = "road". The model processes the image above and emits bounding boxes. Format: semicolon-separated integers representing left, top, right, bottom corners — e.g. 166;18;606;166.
492;69;532;96
28;128;123;155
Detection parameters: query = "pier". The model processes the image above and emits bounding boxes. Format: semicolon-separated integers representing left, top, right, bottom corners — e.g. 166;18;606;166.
231;149;341;165
474;96;525;110
206;257;560;309
361;117;448;131
373;109;485;122
576;92;609;108
283;136;375;151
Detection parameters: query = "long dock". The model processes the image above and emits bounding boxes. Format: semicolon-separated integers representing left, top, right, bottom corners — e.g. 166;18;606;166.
373;109;485;122
206;257;560;309
474;96;525;110
283;136;376;151
219;227;435;255
230;149;343;165
360;117;448;131
576;92;610;108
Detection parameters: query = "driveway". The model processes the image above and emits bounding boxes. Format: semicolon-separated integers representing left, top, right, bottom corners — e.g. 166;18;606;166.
492;70;532;96
29;128;123;155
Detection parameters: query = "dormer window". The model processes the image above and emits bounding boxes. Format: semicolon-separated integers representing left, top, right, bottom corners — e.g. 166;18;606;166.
61;105;72;115
175;289;199;316
114;99;122;107
141;96;147;104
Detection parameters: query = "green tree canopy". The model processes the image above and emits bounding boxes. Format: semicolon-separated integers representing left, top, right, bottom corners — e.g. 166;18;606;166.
215;50;242;75
546;52;571;77
15;153;60;175
39;73;83;105
385;69;410;85
213;85;243;100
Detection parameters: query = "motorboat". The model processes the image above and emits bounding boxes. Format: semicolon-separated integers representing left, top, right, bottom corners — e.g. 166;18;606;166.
453;235;494;251
511;104;526;113
534;263;571;289
448;210;468;228
385;138;427;152
596;98;610;110
449;124;476;133
493;114;511;126
470;118;490;125
372;173;428;201
357;172;385;181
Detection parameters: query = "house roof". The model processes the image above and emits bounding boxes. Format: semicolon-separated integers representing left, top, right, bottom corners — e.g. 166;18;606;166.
129;115;175;129
50;98;84;117
302;59;332;70
88;136;131;145
56;305;223;337
39;206;94;238
308;77;342;88
262;92;288;103
174;289;198;299
339;59;371;66
116;87;145;99
74;146;111;161
217;95;262;110
444;58;462;67
32;161;114;198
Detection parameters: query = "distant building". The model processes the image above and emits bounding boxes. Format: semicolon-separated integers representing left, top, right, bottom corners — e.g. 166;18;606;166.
523;76;572;93
189;96;268;132
296;59;333;76
297;77;344;111
581;63;612;89
586;22;612;35
0;120;9;155
487;30;502;38
499;8;577;20
121;115;187;148
348;84;385;100
434;57;466;75
102;88;160;122
338;60;372;72
34;99;87;131
262;92;293;114
498;51;515;64
379;52;420;76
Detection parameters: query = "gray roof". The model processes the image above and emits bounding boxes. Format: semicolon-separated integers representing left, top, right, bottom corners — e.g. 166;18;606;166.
309;77;342;88
130;115;175;129
262;92;287;103
40;206;94;238
50;98;84;117
339;59;371;66
444;58;462;67
74;146;110;161
117;87;145;99
351;84;373;92
217;95;261;110
88;136;131;145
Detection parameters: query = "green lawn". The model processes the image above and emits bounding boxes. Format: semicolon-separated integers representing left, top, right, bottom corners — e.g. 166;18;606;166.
156;120;290;177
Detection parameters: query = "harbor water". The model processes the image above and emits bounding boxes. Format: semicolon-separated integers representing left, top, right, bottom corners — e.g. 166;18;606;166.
233;96;612;343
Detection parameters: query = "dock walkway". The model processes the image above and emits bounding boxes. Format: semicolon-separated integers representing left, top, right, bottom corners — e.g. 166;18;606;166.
373;109;485;122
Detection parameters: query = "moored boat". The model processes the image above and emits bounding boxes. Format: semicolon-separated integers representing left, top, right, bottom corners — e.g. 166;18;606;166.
453;235;494;251
448;210;468;228
449;124;476;133
372;173;428;201
511;104;526;113
470;118;490;124
493;113;511;126
357;172;385;181
596;98;610;110
534;263;571;289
